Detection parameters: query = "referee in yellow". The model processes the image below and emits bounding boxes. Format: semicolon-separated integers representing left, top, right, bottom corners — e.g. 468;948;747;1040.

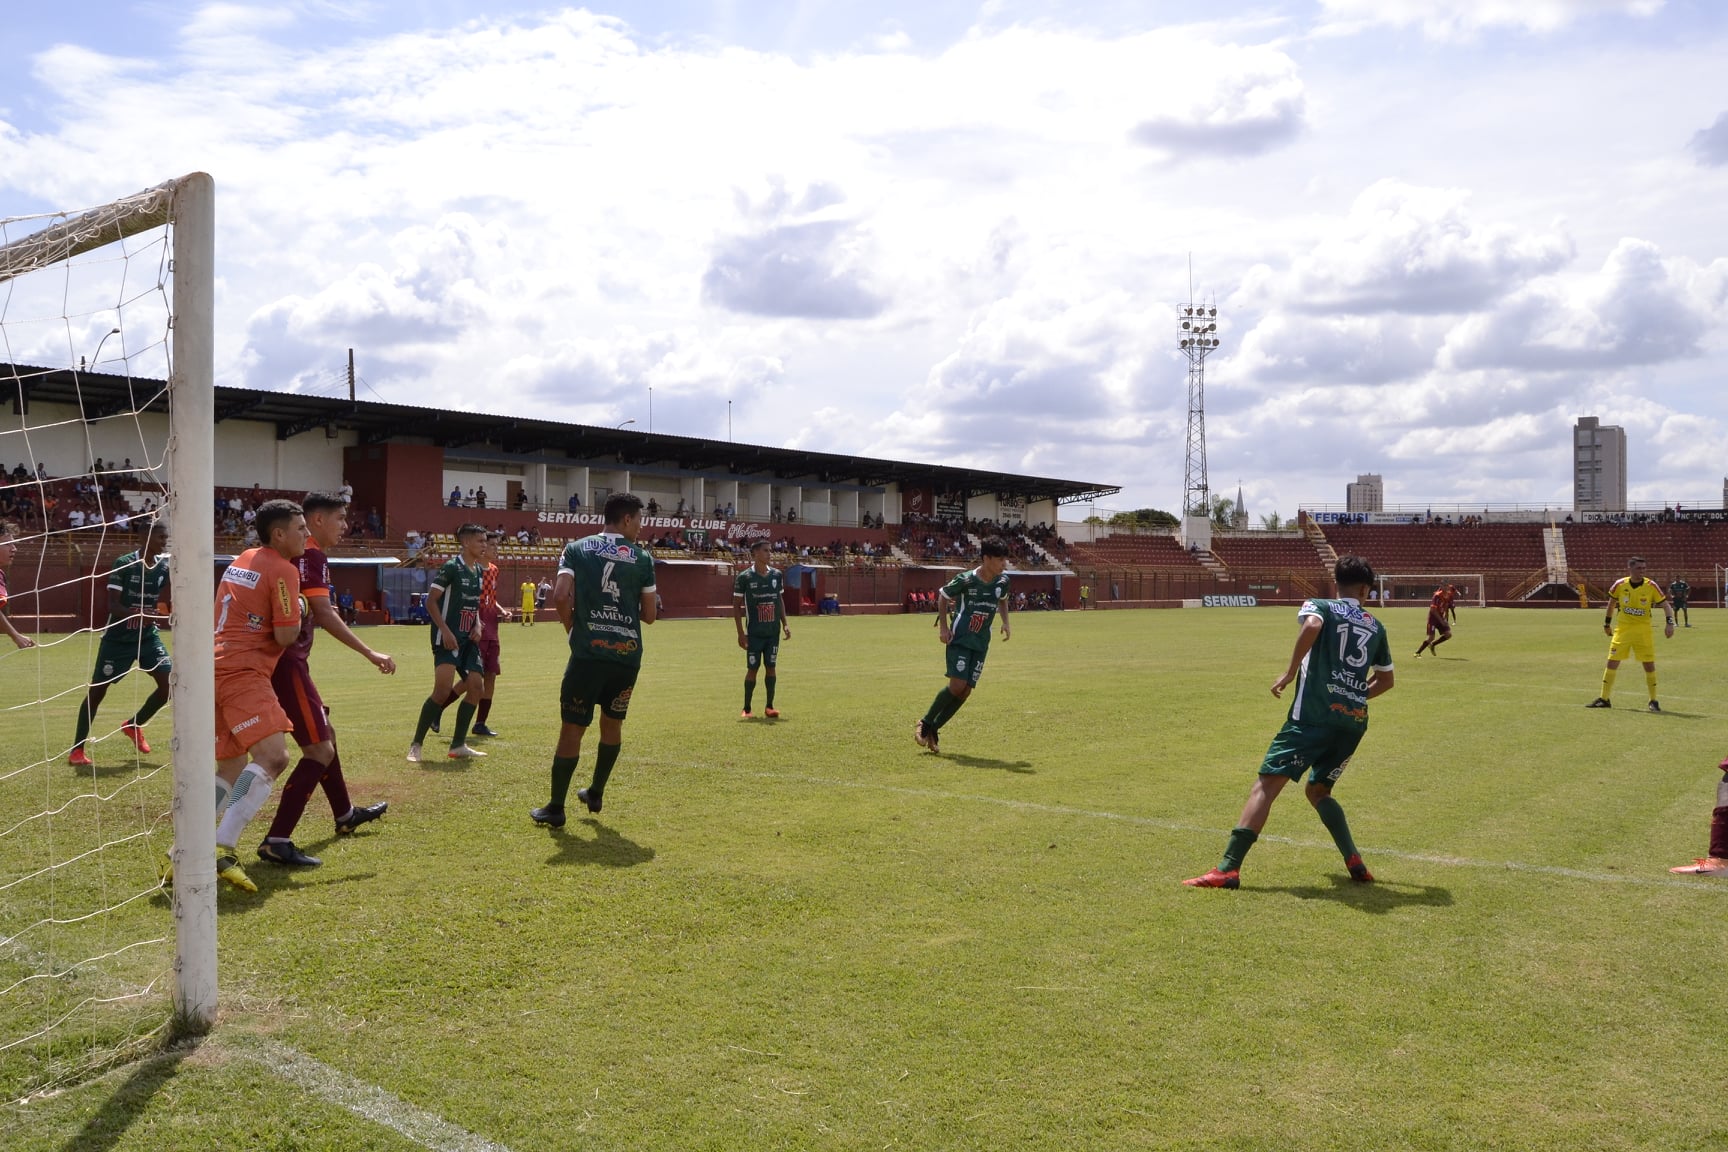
1588;555;1675;712
519;579;536;626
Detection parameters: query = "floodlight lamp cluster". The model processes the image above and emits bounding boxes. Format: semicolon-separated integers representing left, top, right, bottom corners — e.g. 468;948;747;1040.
1179;305;1220;350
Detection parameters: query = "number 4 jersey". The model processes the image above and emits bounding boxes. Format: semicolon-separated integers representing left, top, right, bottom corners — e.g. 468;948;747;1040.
560;533;657;665
1288;597;1393;731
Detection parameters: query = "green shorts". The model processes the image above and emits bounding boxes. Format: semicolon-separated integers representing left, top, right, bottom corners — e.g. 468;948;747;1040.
433;639;485;678
945;644;986;686
745;633;779;671
93;628;171;684
560;658;641;728
1258;720;1364;785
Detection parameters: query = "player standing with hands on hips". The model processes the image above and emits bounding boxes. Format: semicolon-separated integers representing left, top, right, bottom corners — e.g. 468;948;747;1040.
735;539;790;718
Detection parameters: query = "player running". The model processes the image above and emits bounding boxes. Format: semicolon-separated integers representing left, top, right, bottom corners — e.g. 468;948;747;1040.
1185;555;1395;890
69;517;172;767
1413;583;1457;657
1588;555;1674;712
408;524;488;761
530;493;657;825
734;539;791;719
254;492;394;868
914;537;1012;753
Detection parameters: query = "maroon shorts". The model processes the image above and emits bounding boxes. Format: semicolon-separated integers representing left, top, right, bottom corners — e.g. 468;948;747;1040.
271;656;334;747
479;630;501;677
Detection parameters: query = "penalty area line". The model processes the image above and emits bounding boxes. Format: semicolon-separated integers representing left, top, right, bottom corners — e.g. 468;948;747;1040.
740;770;1728;893
234;1039;514;1152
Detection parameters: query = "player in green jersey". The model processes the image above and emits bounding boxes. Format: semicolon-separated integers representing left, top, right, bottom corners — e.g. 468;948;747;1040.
407;524;487;762
531;493;658;826
1185;555;1395;889
915;537;1012;753
734;539;791;718
69;517;172;767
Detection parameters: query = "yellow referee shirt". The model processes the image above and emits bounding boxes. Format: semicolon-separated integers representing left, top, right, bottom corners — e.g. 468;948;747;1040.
1608;577;1666;631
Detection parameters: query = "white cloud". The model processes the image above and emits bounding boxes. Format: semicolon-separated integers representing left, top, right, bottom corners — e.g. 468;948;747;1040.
1439;239;1725;371
1317;0;1665;40
1289;180;1573;314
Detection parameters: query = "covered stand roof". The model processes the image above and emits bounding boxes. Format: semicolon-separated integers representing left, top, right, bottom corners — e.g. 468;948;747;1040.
2;362;1120;506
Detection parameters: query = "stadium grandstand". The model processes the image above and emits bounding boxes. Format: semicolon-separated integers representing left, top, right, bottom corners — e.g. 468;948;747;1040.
7;360;1727;623
0;362;1117;626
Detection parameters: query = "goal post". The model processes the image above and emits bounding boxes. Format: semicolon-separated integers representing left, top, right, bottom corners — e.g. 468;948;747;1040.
1374;574;1486;609
0;173;217;1093
166;174;217;1032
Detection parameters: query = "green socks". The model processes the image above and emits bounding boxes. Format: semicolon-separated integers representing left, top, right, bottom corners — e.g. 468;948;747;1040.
744;679;755;711
923;688;965;730
1313;795;1358;861
451;701;476;747
1221;826;1258;872
764;675;776;709
74;700;92;749
548;755;579;809
131;688;168;728
589;743;621;801
413;696;441;744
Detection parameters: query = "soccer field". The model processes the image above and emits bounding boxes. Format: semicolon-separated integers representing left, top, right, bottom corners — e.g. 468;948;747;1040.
5;607;1727;1151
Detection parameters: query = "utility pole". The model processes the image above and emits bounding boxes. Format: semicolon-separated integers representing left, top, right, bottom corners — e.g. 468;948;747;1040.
347;348;355;403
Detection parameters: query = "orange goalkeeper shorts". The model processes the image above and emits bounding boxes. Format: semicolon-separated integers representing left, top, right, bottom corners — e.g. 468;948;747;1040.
214;670;293;760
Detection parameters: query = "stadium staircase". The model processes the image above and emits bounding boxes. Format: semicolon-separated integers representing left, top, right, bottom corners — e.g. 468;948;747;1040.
1302;519;1337;567
1193;549;1231;579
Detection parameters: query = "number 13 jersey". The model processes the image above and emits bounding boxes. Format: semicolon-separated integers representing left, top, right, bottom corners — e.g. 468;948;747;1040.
1288;598;1393;732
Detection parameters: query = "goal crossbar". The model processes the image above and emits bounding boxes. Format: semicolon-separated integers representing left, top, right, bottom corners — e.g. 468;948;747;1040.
0;180;177;286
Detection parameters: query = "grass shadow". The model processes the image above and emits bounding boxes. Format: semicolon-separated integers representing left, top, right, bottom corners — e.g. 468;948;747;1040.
938;752;1035;774
1258;875;1454;913
545;820;655;868
55;1038;196;1152
74;759;163;780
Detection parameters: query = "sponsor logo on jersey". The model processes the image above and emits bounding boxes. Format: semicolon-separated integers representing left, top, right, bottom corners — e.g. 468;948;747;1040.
231;714;261;734
611;686;635;711
1327;701;1368;722
222;565;261;589
1202;595;1259;607
580;538;639;562
589;637;640;655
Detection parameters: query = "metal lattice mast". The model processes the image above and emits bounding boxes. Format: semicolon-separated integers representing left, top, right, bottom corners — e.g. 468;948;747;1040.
1179;301;1219;517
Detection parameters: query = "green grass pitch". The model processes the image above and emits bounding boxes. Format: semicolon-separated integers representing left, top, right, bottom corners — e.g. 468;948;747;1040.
5;606;1728;1150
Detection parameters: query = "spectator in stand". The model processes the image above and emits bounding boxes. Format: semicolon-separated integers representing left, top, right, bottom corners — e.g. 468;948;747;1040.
475;486;488;509
568;492;581;512
646;498;659;517
366;508;382;536
449;485;462;507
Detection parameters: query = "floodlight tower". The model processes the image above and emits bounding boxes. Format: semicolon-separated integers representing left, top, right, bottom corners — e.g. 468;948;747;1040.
1178;299;1221;547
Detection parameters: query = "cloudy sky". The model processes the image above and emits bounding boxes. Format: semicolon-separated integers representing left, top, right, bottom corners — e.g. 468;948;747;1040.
4;0;1727;518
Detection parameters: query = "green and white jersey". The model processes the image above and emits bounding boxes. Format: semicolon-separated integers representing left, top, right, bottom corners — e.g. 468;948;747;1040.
733;566;784;638
561;532;657;666
430;554;483;644
941;567;1011;654
104;550;169;637
1287;597;1393;732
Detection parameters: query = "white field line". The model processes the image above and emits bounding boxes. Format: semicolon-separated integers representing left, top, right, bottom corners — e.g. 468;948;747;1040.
234;1039;515;1152
740;770;1728;893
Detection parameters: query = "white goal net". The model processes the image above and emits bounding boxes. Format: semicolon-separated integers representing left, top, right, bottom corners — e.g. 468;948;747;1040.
0;176;214;1101
1373;574;1486;609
